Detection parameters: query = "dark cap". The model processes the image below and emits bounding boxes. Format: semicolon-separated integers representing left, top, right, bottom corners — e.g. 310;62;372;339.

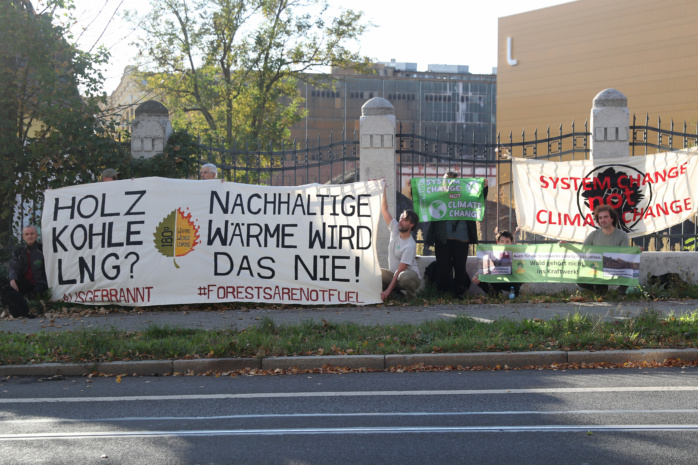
102;168;119;180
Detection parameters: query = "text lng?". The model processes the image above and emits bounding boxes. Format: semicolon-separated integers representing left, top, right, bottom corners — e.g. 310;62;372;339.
42;179;383;306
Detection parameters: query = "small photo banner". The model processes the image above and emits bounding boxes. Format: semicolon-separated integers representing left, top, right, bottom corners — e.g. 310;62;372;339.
476;244;641;286
410;178;485;222
41;178;384;306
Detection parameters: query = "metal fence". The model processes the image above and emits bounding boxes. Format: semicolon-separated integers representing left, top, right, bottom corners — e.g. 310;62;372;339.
396;119;697;252
631;114;698;155
395;122;591;254
13;118;696;252
197;131;359;187
629;115;698;251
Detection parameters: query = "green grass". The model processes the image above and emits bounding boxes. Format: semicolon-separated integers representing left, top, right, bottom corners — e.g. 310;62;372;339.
2;311;698;365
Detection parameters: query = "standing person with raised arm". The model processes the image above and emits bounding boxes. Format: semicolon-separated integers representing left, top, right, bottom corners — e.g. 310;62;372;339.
380;183;421;300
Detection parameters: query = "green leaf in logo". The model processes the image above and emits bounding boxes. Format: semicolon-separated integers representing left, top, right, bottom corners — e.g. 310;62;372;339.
153;209;178;268
153;208;200;269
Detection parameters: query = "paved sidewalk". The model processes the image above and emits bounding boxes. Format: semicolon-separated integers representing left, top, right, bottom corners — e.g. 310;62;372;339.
2;300;697;376
2;299;698;333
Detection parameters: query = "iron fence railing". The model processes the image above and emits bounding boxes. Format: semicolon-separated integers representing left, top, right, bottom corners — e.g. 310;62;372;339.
397;120;697;252
395;123;591;254
197;131;359;187
631;114;698;155
10;119;697;253
629;115;698;251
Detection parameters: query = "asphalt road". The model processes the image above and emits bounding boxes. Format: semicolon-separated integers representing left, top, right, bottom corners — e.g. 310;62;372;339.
3;299;698;334
1;368;698;464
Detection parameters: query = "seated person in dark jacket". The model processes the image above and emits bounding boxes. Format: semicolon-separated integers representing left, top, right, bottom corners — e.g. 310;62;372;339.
472;230;521;298
9;225;48;297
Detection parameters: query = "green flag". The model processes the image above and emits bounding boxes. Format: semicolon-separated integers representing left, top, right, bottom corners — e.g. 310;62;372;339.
476;244;641;285
410;177;485;222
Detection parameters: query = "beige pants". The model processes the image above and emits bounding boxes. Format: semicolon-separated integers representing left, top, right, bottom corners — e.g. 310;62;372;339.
381;268;421;298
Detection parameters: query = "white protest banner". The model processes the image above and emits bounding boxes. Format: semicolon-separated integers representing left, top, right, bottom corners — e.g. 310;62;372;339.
512;151;698;242
41;178;383;306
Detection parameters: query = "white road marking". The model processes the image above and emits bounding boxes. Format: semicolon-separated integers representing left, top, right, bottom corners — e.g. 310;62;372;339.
5;409;698;424
1;386;698;404
2;425;698;441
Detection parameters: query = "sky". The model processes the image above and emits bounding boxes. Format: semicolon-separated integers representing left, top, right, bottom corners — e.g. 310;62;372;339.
65;0;575;94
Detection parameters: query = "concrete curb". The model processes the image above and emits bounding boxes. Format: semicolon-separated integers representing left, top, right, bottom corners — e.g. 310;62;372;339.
567;348;698;364
96;360;174;376
0;363;91;377
263;355;385;371
386;351;568;369
2;349;698;377
174;358;261;373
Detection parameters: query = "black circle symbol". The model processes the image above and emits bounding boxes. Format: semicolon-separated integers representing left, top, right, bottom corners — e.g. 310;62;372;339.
576;164;652;233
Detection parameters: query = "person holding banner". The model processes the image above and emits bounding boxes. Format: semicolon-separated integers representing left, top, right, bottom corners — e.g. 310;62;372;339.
425;171;488;297
380;185;421;300
200;163;218;180
577;204;631;296
101;168;118;182
472;230;521;298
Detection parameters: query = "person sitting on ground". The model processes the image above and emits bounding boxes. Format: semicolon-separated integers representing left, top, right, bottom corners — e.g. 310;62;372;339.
200;163;218;180
564;204;632;296
9;225;48;298
380;183;421;300
101;168;118;182
472;230;521;298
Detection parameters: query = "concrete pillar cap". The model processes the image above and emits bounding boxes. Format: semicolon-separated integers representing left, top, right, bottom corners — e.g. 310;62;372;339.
593;88;627;108
361;97;395;116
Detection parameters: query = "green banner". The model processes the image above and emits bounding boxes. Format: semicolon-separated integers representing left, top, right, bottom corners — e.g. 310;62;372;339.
410;178;485;222
476;244;641;285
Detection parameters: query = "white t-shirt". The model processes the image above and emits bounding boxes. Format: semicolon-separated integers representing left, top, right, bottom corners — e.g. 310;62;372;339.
388;219;421;277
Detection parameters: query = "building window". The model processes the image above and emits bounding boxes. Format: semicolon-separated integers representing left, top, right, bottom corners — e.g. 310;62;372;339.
387;92;416;101
313;89;340;98
459;94;486;104
425;93;452;102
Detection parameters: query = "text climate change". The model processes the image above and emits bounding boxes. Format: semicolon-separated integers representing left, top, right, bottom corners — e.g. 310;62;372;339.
513;152;698;242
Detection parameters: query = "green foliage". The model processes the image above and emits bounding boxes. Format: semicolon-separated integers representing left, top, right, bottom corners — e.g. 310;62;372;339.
0;0;204;243
104;130;202;180
127;0;371;147
0;0;124;238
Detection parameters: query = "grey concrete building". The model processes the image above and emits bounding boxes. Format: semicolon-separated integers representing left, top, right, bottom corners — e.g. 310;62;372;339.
292;61;497;149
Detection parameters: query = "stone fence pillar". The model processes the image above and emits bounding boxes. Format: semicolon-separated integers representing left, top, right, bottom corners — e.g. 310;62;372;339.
359;98;396;268
131;100;172;159
590;88;629;160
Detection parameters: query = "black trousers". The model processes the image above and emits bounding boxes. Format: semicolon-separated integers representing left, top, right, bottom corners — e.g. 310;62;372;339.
434;240;470;296
577;283;627;295
479;282;521;298
15;277;48;297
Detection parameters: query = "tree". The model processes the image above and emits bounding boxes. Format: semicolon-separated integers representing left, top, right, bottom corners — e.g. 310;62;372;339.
128;0;370;146
0;0;126;239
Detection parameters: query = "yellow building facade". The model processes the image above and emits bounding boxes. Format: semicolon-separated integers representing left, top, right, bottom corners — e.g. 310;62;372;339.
497;0;698;138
